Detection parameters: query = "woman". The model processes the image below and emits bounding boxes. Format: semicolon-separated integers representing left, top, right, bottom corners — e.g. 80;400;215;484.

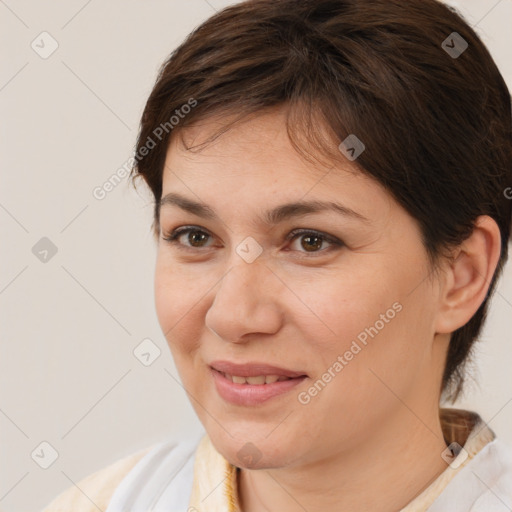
42;0;512;510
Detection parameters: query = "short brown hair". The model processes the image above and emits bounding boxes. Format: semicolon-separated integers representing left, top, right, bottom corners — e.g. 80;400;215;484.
130;0;512;401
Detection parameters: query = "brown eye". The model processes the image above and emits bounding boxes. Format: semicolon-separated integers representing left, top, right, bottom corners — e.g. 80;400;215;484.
287;229;343;255
162;227;213;249
298;234;323;252
185;230;210;247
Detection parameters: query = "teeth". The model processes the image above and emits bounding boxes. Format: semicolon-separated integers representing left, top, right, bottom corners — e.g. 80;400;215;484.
246;375;266;385
223;373;291;385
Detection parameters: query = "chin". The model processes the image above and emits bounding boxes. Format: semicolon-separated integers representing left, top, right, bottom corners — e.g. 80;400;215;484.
206;425;300;470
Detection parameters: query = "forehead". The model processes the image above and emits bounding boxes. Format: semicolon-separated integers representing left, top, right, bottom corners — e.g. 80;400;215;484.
161;110;392;221
164;107;354;179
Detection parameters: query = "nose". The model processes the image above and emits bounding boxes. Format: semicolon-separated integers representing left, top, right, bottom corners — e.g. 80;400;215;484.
205;258;284;344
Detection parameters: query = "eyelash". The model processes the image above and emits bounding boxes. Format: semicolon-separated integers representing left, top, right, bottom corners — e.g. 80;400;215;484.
161;226;343;257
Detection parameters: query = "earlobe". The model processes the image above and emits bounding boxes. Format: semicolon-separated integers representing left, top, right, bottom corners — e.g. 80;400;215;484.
434;215;501;334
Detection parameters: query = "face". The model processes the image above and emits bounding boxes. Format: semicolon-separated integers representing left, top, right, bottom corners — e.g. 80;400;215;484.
154;107;445;470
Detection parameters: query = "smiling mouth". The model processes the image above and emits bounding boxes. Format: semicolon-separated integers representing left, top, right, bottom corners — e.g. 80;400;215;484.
208;360;309;405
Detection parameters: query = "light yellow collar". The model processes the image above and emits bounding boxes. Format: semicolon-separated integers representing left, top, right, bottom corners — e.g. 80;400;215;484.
188;435;240;512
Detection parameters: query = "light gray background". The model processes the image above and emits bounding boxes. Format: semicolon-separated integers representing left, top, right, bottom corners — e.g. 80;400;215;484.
1;1;511;511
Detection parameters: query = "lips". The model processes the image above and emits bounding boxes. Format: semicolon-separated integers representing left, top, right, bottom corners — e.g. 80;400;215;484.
209;360;308;406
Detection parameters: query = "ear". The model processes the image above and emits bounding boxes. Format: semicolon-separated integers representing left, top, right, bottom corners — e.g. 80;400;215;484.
435;215;502;334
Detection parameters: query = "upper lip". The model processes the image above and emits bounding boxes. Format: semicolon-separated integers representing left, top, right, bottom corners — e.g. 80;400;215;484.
210;360;308;378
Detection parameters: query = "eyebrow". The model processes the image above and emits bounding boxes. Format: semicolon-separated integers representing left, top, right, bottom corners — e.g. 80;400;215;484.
159;192;371;225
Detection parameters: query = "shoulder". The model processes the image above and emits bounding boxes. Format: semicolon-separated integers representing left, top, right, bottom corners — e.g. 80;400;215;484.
472;439;512;509
40;445;156;512
429;438;512;512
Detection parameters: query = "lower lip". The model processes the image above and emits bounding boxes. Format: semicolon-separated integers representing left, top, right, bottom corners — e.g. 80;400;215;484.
210;368;307;406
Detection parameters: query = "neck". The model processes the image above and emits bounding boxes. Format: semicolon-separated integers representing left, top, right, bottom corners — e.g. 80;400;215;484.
238;408;449;512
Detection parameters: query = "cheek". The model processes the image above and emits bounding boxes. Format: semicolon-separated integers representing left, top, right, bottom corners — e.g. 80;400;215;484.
154;262;177;334
296;262;429;394
294;268;395;356
154;257;206;351
295;304;419;442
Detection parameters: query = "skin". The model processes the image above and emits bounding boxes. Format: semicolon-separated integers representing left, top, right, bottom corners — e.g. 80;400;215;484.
153;106;501;512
